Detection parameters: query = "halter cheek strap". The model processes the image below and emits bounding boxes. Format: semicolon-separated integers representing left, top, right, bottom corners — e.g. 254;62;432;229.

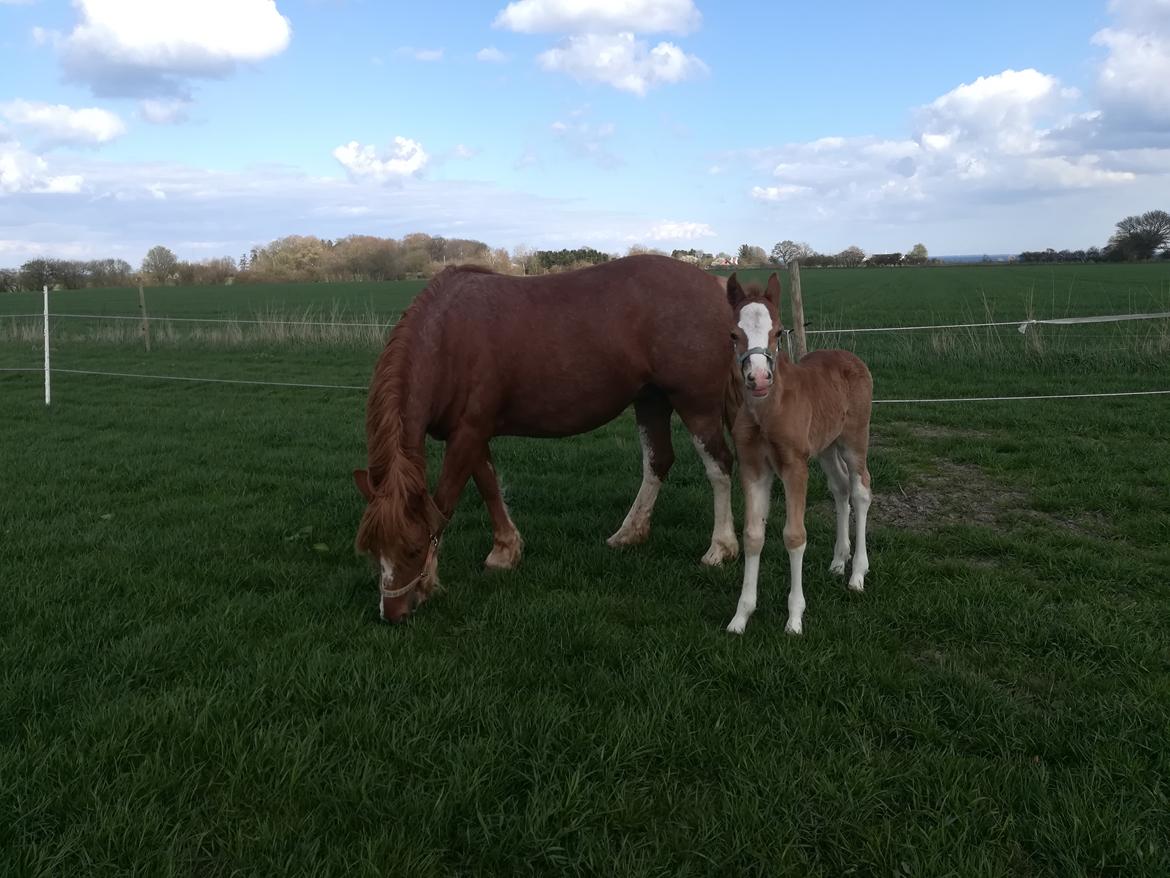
380;534;440;600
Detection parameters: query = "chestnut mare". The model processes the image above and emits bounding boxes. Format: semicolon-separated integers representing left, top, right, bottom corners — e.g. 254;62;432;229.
725;272;873;635
354;254;741;622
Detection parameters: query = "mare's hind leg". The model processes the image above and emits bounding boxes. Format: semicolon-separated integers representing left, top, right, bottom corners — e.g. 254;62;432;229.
473;448;524;570
673;401;738;566
818;447;852;576
608;391;675;548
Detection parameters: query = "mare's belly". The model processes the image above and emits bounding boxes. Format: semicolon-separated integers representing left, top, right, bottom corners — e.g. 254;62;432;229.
494;377;644;438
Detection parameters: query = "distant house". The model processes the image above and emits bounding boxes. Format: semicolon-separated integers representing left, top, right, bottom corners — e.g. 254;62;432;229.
710;255;739;266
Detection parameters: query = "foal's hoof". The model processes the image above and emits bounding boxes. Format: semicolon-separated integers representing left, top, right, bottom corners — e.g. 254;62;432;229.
701;539;739;567
606;528;648;549
829;558;849;576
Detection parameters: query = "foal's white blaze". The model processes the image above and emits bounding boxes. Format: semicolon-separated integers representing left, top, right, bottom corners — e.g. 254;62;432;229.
738;302;774;388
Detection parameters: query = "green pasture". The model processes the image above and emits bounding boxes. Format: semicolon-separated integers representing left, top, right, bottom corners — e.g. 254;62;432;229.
2;263;1169;875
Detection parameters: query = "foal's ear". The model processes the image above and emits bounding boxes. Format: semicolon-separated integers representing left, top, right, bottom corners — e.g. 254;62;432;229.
726;272;746;310
764;272;782;306
353;468;374;502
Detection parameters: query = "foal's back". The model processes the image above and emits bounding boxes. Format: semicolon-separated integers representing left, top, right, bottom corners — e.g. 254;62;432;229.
765;349;873;457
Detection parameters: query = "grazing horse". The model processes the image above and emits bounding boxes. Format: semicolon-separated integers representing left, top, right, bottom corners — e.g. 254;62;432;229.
724;272;873;635
354;254;741;623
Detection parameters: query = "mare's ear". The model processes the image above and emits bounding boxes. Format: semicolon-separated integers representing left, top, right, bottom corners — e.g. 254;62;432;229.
353;468;374;502
726;272;745;310
422;493;448;538
764;272;782;307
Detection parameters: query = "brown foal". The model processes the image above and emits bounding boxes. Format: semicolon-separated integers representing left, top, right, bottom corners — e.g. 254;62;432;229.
725;272;874;634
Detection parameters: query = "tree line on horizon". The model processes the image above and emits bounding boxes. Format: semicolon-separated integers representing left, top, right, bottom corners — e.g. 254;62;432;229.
2;210;1166;293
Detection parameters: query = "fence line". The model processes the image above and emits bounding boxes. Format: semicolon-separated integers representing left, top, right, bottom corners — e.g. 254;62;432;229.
5;364;1170;406
805;310;1170;336
51;368;368;391
5;308;1168;334
38;313;399;328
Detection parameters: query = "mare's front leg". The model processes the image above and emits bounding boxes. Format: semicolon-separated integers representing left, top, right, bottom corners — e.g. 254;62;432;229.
674;403;738;566
727;437;772;634
608;391;674;549
429;433;490;585
779;459;810;635
472;449;524;570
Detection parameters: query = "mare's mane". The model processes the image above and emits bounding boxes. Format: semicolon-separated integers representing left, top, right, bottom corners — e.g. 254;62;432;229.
356;267;477;557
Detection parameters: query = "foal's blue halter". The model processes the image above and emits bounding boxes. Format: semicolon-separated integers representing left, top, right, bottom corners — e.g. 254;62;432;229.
737;344;776;372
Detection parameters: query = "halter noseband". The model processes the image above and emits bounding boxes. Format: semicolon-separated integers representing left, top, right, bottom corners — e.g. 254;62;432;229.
380;533;440;600
737;345;776;371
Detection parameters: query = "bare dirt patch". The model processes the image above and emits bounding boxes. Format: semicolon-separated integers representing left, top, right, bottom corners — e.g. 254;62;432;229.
872;458;1108;539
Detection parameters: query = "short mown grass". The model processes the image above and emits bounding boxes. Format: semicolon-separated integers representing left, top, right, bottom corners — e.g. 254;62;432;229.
2;264;1169;876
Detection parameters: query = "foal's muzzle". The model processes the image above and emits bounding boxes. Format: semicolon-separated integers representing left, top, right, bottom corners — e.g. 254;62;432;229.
739;346;775;396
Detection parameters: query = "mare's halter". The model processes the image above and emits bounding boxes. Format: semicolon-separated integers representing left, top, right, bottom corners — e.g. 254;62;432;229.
380;533;440;601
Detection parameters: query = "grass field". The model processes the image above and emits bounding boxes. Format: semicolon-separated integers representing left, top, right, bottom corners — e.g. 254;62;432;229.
2;264;1170;875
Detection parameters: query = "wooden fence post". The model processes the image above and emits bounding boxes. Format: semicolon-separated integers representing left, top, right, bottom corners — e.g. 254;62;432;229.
788;260;807;359
138;282;151;353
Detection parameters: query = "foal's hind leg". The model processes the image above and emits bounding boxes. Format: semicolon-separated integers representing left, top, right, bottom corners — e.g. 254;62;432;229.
818;447;852;576
840;440;872;592
473;449;524;570
674;402;738;566
608;391;675;548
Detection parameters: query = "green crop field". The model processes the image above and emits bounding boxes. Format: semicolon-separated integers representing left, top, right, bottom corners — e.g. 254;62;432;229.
2;263;1169;876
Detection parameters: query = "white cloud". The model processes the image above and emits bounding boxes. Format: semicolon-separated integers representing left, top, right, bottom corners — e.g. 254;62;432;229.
332;137;429;182
476;46;509;63
0;139;85;193
139;98;189;124
918;69;1067;156
550;115;620;167
514;147;540;169
0;99;126;147
538;32;706;95
452;144;476;159
644;220;715;240
739;67;1148;229
751;184;813;201
494;0;700;34
56;0;292;98
1094;0;1170;127
396;46;444;62
0;152;677;263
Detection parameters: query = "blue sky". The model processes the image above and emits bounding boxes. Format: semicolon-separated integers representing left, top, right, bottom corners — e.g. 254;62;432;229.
2;0;1168;265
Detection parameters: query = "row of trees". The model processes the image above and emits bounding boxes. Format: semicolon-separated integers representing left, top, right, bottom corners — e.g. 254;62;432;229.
757;241;928;268
5;210;1166;291
0;258;136;293
2;234;621;291
1018;210;1170;264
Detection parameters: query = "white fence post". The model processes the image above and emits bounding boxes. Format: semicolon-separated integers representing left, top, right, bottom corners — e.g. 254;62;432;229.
43;284;50;406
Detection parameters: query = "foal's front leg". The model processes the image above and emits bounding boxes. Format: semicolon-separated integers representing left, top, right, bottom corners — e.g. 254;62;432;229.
779;460;809;635
727;442;772;635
